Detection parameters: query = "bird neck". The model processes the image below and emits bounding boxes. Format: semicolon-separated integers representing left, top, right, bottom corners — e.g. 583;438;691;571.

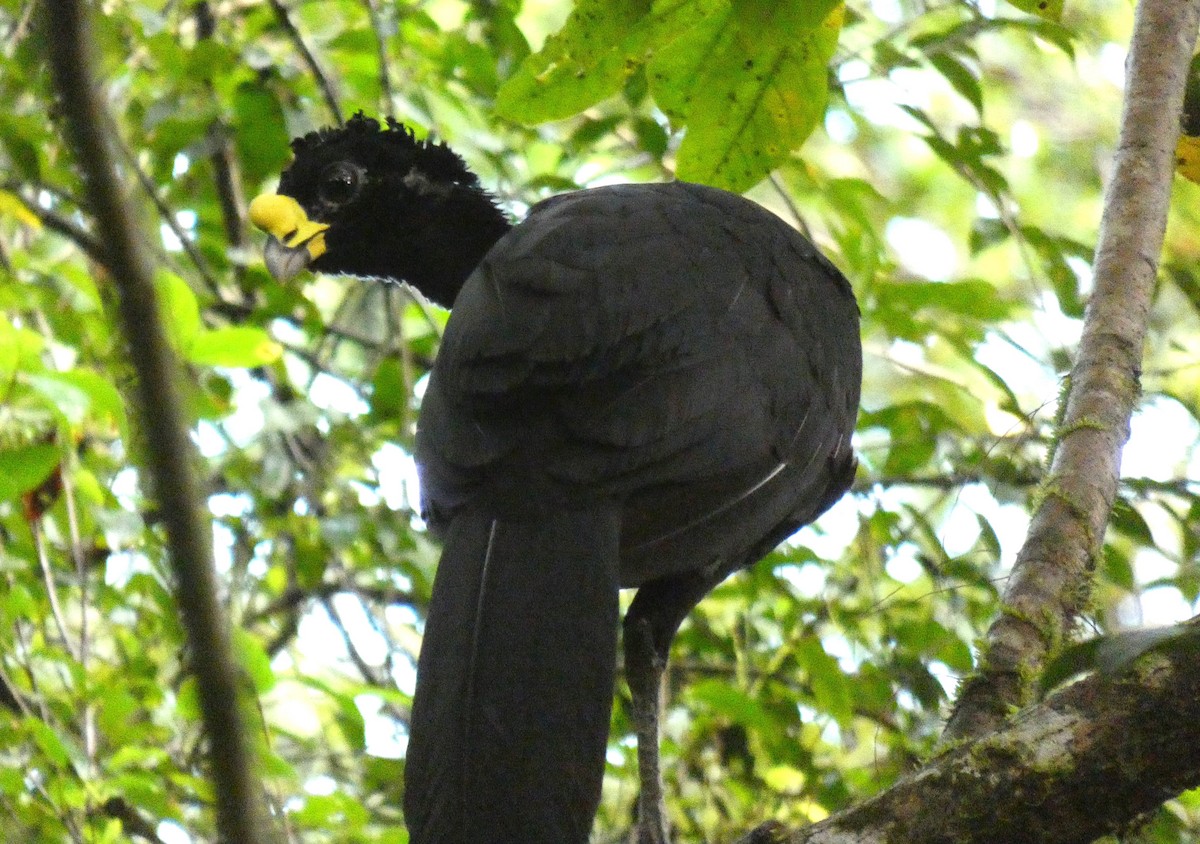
399;189;512;308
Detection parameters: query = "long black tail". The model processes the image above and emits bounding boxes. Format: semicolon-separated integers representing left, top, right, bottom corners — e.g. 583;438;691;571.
404;501;622;843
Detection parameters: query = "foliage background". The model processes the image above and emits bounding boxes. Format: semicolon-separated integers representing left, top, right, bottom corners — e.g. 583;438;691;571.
2;0;1200;841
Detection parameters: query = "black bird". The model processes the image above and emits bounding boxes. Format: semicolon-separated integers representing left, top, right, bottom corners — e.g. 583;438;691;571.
250;114;861;844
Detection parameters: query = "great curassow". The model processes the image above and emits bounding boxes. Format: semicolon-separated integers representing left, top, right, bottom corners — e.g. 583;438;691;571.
250;113;861;844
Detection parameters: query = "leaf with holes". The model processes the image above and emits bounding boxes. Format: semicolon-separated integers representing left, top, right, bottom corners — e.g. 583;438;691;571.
651;1;842;191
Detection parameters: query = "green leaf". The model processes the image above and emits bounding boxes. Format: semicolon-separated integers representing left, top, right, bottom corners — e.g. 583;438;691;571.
367;358;408;424
970;217;1009;254
2;583;37;620
762;764;806;792
96;688;141;745
796;638;853;723
232;84;290;182
653;2;842;190
0;767;24;796
233;628;276;693
293;792;371;827
877;279;1011;322
176;677;201;721
0;189;40;230
186;327;282;368
26;717;76;768
157;271;201;350
1110;497;1154;546
25;373;91;427
60;371;129;442
184;39;237;83
633;116;669;157
1021;226;1091;319
1004;0;1063;23
861;402;959;475
0;321;47;392
688;679;774;732
731;0;841;34
335;692;367;752
928;53;983;115
0;443;60;502
1101;544;1136;591
0;114;43;180
494;0;651;123
29;371;129;441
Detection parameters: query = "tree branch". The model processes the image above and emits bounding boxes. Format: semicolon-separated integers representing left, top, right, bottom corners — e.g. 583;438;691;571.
266;0;343;125
944;0;1200;740
362;0;395;110
26;202;111;269
762;619;1200;844
195;1;253;298
111;129;223;297
42;2;272;841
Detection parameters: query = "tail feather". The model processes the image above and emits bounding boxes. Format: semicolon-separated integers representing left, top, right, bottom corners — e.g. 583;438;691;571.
404;501;622;843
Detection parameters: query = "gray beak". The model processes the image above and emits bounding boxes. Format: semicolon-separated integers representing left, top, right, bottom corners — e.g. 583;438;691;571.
263;236;315;282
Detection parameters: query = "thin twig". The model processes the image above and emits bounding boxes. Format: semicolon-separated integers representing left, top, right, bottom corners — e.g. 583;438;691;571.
266;0;343;125
31;205;110;268
111;131;223;297
246;579;414;627
363;0;395;110
58;460;96;769
195;2;252;297
31;520;79;661
320;594;387;685
768;173;812;241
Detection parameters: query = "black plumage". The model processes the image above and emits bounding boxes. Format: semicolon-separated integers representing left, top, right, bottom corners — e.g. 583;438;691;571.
250;113;861;844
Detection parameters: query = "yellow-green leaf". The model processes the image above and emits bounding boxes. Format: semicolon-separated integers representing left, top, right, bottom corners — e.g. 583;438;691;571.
653;2;843;191
0;189;40;230
26;717;76;768
0;321;47;394
687;679;774;732
34;371;129;442
233;628;276;693
0;443;60;502
157;271;201;350
186;327;282;368
494;0;651;123
176;677;201;721
1004;0;1063;22
26;373;91;426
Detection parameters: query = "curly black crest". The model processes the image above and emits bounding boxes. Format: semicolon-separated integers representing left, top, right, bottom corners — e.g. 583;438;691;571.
287;111;479;189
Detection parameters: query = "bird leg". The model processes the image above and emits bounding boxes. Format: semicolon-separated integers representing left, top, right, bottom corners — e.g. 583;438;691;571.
623;573;717;844
624;611;670;844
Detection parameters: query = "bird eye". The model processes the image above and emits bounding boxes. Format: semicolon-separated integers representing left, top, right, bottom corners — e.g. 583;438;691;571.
318;162;362;205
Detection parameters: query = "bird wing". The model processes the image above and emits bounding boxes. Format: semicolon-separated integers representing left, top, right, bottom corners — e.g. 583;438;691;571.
416;181;860;574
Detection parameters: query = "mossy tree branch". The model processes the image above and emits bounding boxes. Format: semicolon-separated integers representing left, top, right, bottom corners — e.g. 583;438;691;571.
759;618;1200;844
943;0;1200;740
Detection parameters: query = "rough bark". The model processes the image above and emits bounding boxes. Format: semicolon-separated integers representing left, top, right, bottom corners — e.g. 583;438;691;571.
756;620;1200;844
42;1;272;841
944;0;1200;740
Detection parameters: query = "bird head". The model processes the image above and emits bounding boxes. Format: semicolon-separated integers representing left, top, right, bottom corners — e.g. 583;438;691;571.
249;113;510;307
